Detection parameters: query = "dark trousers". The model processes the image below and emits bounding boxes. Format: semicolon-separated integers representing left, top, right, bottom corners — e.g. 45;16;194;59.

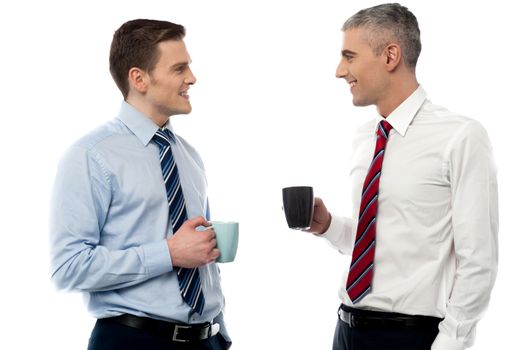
88;319;230;350
333;315;439;350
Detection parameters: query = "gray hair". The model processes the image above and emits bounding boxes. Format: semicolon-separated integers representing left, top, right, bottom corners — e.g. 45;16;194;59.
342;3;421;70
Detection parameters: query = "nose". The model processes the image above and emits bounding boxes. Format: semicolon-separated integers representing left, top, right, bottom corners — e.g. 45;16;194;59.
335;59;347;79
185;68;197;85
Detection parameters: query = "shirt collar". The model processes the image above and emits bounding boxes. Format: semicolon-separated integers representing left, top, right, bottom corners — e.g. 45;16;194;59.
116;101;176;146
375;85;427;137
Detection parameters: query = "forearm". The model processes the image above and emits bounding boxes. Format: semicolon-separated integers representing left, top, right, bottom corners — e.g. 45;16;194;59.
50;238;173;292
49;145;173;292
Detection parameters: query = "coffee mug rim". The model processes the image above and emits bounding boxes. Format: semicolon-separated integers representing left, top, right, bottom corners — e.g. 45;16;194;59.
209;221;239;225
282;186;313;190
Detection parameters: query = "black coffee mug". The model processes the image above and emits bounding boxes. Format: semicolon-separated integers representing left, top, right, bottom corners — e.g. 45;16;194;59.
282;186;314;229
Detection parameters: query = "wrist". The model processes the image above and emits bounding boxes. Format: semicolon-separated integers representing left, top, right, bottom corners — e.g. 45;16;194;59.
310;213;332;236
318;213;332;235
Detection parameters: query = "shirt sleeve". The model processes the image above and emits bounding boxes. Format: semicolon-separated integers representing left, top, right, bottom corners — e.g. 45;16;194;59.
49;144;173;292
316;214;357;256
432;120;499;348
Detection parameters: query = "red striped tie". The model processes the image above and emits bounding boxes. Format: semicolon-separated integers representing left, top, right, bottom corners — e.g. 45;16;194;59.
346;120;393;303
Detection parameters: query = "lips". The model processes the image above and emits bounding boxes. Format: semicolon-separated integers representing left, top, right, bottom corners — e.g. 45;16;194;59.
179;91;189;99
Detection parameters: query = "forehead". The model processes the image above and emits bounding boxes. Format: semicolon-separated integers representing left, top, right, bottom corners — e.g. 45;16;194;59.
342;27;372;52
155;39;191;65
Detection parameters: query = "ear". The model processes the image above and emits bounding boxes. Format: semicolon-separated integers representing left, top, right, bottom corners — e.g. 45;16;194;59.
128;67;149;94
384;44;402;72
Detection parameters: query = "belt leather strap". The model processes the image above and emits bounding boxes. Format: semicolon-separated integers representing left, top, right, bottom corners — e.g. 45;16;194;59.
338;305;442;330
102;314;219;342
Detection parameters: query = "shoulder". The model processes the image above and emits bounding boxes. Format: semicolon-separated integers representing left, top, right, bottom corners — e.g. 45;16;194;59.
418;101;493;162
60;119;128;170
72;119;127;151
418;100;488;138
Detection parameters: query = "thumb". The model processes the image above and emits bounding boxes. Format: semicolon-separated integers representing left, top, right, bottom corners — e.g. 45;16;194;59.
313;197;325;210
187;216;209;228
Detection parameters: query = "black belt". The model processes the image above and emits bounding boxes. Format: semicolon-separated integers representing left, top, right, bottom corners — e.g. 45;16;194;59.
101;314;219;343
338;304;442;330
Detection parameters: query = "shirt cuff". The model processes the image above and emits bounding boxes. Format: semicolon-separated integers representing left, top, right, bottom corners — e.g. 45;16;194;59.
315;214;345;242
214;311;231;342
431;332;466;350
142;240;173;277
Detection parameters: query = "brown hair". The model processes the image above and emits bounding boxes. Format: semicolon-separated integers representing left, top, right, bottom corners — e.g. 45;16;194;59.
109;19;186;98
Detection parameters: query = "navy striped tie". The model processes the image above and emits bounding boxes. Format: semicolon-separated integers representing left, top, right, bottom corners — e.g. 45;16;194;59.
153;128;205;315
346;120;393;303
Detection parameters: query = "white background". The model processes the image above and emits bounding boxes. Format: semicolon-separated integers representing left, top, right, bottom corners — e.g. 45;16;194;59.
1;0;524;348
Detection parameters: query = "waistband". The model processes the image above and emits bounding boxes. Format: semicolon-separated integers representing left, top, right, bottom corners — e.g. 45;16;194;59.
338;304;442;330
100;313;220;343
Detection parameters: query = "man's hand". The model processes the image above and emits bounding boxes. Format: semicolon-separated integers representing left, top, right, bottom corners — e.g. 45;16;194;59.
167;216;220;268
305;197;332;234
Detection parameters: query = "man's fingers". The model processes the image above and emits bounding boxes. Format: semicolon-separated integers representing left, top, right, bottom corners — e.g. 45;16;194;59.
187;216;208;228
211;248;220;259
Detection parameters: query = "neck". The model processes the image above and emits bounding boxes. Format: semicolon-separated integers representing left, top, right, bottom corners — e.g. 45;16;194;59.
126;94;169;127
376;74;419;117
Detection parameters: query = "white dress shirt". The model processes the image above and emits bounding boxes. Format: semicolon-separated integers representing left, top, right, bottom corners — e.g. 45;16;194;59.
321;86;498;349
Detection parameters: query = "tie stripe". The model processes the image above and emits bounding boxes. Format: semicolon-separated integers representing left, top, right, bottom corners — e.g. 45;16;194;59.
359;194;378;221
361;172;381;200
153;129;205;315
346;120;393;303
378;121;389;138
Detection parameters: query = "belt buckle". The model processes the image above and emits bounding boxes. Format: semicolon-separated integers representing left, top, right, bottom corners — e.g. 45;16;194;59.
172;324;192;343
350;314;358;328
338;307;354;327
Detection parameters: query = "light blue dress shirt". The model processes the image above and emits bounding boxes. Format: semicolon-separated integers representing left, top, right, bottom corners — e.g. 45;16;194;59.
50;101;229;339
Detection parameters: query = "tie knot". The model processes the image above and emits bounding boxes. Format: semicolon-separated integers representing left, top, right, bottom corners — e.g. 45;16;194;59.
152;129;173;148
377;120;393;139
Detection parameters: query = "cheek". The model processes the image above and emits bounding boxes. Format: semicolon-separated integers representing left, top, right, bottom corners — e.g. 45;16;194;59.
361;67;384;89
351;64;370;85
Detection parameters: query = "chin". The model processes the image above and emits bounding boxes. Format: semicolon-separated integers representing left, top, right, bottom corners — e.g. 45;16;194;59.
352;97;370;107
172;106;192;115
183;103;193;114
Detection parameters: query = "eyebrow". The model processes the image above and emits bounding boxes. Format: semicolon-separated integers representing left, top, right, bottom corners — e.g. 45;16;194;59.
170;62;189;70
341;49;357;57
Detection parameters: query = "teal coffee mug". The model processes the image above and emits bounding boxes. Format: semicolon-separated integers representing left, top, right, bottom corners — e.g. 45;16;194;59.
211;221;239;263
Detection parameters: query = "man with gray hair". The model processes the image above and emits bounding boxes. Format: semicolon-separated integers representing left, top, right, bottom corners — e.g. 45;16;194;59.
305;3;498;349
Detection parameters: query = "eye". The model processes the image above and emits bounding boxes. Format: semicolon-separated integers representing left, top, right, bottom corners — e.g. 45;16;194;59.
173;65;186;74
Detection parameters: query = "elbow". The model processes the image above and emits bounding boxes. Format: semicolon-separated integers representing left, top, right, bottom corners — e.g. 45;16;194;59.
50;262;79;292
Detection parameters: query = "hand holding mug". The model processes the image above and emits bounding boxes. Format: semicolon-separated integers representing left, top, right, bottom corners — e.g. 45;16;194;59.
168;216;220;268
306;197;332;234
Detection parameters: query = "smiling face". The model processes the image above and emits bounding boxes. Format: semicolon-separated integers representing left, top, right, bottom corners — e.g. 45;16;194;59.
335;28;390;109
143;39;196;121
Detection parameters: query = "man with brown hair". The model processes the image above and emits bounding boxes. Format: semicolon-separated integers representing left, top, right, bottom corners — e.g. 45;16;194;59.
306;3;498;350
50;19;231;349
